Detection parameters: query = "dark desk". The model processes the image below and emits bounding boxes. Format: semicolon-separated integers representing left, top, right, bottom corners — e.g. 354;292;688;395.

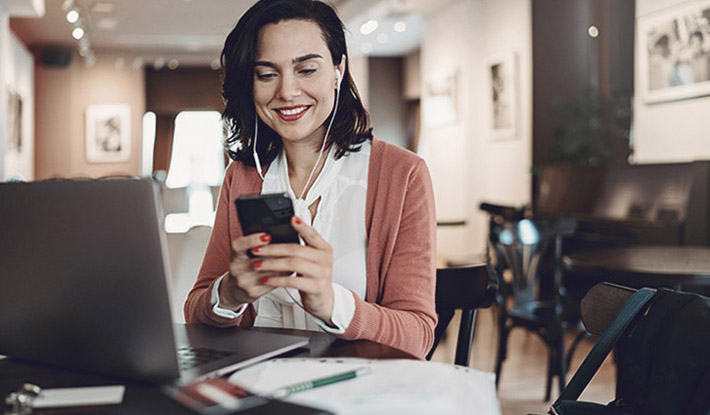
563;245;710;289
0;327;414;415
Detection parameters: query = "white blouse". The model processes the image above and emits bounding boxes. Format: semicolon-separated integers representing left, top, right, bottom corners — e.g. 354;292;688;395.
210;140;371;333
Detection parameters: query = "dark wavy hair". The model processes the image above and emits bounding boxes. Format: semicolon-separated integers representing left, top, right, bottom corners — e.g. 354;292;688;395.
221;0;372;165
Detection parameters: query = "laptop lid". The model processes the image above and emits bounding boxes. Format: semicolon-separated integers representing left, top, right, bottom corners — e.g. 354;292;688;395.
0;178;307;384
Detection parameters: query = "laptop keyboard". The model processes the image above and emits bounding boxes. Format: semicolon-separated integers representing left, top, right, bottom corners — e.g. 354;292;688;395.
177;346;235;371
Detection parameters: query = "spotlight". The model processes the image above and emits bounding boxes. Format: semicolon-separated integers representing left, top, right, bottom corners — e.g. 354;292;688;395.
360;20;378;35
72;27;85;40
66;9;79;23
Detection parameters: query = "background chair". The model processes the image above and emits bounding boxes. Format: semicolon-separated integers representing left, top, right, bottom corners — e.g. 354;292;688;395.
426;264;498;366
165;225;212;323
482;207;577;401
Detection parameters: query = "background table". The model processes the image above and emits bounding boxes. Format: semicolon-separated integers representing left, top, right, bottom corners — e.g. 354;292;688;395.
563;245;710;289
0;327;415;415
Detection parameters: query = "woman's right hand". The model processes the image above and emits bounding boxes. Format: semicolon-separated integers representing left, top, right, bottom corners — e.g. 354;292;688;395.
218;233;274;310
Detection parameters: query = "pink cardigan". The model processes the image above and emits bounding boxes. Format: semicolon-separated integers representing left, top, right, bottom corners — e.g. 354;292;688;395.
184;138;437;359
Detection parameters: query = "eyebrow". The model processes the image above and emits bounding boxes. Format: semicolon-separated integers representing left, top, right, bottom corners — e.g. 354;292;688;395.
254;53;324;68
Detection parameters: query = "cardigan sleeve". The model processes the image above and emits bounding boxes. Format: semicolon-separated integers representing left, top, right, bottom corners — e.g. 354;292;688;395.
183;163;255;327
339;158;438;359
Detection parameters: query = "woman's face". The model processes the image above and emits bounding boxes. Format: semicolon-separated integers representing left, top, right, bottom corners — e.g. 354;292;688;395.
253;19;344;146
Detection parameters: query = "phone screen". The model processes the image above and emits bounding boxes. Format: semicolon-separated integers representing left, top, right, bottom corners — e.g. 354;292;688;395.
235;192;300;244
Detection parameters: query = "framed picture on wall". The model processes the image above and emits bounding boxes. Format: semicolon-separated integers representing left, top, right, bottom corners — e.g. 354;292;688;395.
421;71;459;128
85;104;131;163
638;0;710;104
486;52;517;140
6;89;23;155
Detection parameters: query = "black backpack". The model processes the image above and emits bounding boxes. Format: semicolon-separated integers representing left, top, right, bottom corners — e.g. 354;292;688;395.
550;288;710;415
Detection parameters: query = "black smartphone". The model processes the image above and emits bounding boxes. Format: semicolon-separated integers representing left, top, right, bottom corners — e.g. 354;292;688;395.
235;192;300;245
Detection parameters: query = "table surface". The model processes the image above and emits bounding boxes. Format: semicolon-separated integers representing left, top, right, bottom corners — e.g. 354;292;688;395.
0;327;415;415
563;245;710;287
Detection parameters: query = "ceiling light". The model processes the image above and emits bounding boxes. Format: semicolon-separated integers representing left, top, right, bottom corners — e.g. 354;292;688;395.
588;25;599;38
360;43;373;54
66;9;79;23
91;2;116;14
61;0;75;12
72;27;85;40
167;59;180;70
360;20;378;35
377;33;388;44
154;58;165;70
210;58;221;70
115;57;125;69
132;58;144;70
394;21;407;33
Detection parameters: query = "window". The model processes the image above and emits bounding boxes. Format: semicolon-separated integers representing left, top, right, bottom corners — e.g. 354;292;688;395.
163;111;226;233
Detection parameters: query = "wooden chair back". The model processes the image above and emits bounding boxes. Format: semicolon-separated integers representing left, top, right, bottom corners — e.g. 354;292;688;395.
580;282;636;335
427;264;498;366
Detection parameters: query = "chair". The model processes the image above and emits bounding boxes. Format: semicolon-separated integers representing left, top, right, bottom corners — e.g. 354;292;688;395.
482;205;576;401
548;282;710;414
165;225;213;323
426;264;498;366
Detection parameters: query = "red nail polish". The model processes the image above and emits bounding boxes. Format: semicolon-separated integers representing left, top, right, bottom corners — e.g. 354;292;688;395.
260;234;271;242
251;246;261;254
253;260;262;269
294;217;302;225
260;277;269;283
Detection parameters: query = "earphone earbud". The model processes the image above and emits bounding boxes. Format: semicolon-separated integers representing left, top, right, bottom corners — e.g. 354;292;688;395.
335;69;342;90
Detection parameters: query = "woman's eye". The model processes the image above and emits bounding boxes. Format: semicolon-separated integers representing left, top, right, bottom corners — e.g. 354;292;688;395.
256;72;276;81
299;68;317;76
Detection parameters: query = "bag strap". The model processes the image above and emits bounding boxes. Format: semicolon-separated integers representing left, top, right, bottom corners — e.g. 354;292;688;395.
551;287;656;411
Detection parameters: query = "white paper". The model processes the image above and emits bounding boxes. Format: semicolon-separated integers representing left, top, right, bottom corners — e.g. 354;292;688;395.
32;385;125;408
229;358;500;415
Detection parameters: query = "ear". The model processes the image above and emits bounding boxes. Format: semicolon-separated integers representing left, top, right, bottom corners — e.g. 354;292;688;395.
335;55;346;88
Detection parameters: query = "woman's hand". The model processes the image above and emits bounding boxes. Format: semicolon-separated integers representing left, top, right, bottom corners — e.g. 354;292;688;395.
252;216;335;324
218;232;275;310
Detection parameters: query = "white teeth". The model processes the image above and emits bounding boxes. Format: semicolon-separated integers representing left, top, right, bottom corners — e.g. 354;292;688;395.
279;106;307;116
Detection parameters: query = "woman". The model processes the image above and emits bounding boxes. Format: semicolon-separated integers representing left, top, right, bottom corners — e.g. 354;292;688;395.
184;0;437;359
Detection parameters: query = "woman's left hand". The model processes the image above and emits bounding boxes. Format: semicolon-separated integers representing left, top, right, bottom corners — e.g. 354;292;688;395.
252;216;335;324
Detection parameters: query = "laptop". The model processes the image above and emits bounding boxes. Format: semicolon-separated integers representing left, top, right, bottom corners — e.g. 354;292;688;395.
0;177;309;384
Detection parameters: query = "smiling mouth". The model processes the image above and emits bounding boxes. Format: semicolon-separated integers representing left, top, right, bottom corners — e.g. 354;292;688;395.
274;105;310;121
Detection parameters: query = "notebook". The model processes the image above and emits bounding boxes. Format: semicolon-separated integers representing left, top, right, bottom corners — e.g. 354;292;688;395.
0;177;309;384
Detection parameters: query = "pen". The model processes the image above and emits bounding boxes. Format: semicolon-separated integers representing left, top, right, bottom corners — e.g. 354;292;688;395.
269;367;371;398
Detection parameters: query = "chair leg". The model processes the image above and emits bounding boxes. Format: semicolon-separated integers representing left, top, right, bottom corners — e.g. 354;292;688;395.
545;347;554;402
565;330;588;370
495;322;509;389
545;328;566;402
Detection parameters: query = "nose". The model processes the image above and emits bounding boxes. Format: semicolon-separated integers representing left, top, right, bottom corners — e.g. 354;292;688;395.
277;72;301;101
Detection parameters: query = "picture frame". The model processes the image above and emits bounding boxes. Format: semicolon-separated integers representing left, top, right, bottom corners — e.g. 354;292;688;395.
421;71;458;128
638;0;710;104
85;104;131;163
486;52;517;140
6;88;23;155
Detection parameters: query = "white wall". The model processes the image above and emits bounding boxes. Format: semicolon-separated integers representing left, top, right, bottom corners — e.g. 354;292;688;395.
419;0;532;263
4;31;34;180
0;6;8;181
633;0;710;163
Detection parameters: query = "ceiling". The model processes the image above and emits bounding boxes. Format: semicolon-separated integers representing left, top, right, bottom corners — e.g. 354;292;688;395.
8;0;456;68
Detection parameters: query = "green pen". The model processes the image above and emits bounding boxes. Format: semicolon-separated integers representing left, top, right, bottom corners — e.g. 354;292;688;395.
269;367;371;398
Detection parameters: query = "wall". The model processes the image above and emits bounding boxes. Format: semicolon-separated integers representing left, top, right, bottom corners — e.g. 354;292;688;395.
419;0;532;262
368;57;408;148
633;0;710;163
4;30;34;180
35;52;145;179
0;6;8;180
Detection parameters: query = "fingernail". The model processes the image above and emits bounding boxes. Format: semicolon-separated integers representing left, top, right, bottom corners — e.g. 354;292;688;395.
260;277;269;283
253;260;262;269
251;246;261;254
260;234;271;242
294;217;302;225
